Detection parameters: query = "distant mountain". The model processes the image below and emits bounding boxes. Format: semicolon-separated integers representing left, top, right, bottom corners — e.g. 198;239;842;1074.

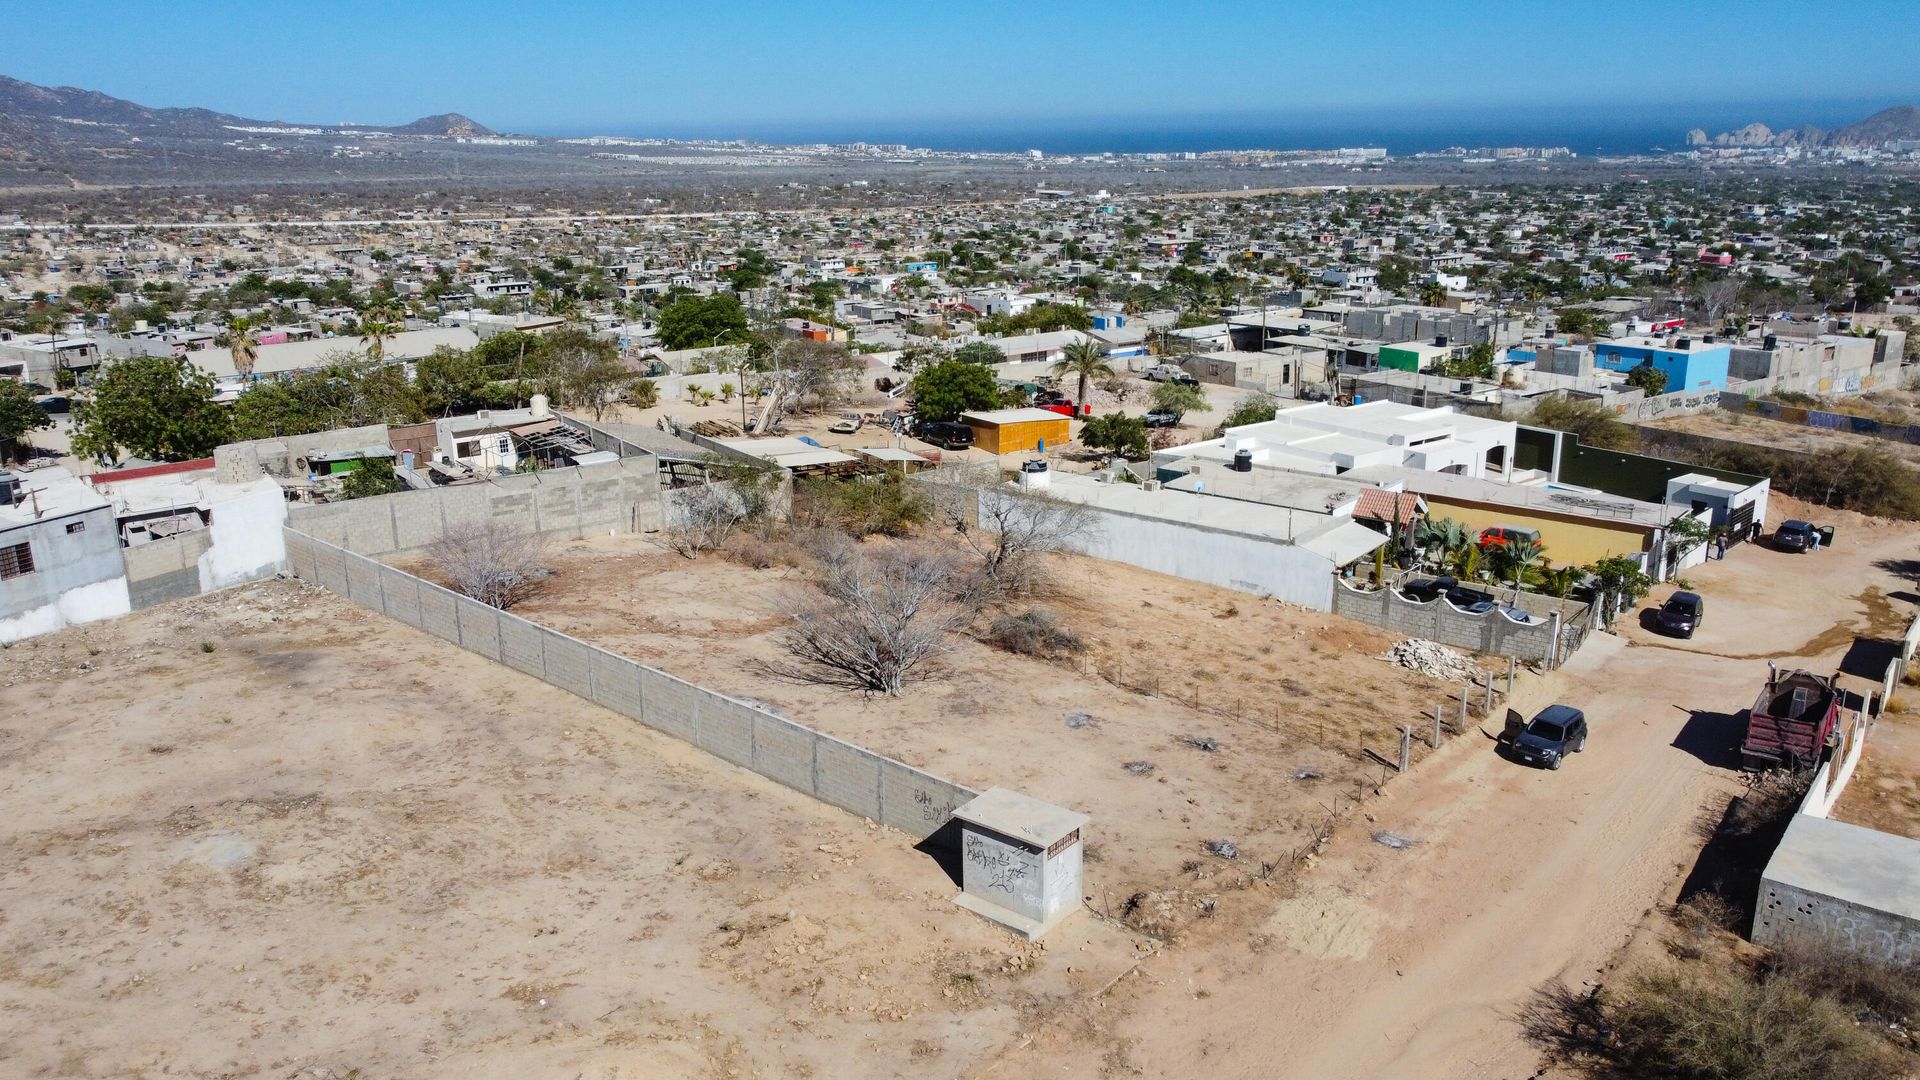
1685;104;1920;149
0;73;494;139
388;113;495;138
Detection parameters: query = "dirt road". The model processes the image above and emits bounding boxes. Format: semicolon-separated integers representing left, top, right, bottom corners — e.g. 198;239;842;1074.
991;497;1920;1079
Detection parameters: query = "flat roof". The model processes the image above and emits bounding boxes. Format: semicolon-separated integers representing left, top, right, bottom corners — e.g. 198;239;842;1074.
1765;813;1920;923
1161;459;1372;515
0;466;111;526
953;787;1087;848
1040;473;1387;559
1343;463;1669;528
854;447;931;463
961;408;1072;425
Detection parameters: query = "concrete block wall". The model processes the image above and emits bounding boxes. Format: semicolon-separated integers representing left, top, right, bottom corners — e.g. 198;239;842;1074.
282;527;978;840
286;455;665;558
1755;814;1920;966
1331;580;1563;662
122;531;215;610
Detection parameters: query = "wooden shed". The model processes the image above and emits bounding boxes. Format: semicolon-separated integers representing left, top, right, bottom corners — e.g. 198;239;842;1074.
961;408;1073;456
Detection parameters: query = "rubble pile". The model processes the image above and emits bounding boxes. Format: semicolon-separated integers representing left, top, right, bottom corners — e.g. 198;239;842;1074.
1380;639;1486;682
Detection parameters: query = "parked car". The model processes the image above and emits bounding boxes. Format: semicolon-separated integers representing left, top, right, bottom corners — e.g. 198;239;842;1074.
1773;519;1816;552
1143;364;1186;381
1657;591;1705;637
1038;402;1090;418
920;421;974;450
1143;409;1183;428
1397;575;1494;611
1477;525;1542;550
1167;373;1201;388
1504;704;1588;770
828;414;862;435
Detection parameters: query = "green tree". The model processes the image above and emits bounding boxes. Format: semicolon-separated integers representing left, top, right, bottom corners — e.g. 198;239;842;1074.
657;294;750;350
0;379;53;462
415;345;499;415
1588;554;1653;626
1623;363;1669;397
543;327;632;421
229;358;424;440
71;357;230;462
910;359;1002;423
1080;413;1150;460
1213;393;1278;436
1149;381;1209;416
1051;339;1113;406
1522;397;1639;451
226;315;259;379
358;305;400;362
951;341;1007;367
1488;535;1544;600
339;456;407;499
1443;341;1497;380
1418;281;1449;307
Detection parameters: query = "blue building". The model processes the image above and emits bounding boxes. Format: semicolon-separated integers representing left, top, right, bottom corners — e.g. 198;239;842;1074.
1592;335;1731;394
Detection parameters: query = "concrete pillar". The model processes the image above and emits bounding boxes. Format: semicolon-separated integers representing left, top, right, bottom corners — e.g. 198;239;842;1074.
1398;726;1412;773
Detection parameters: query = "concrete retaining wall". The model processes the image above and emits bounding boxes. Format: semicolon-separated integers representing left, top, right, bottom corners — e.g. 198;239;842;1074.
287;454;665;558
122;531;215;610
282;527;977;839
1755;813;1920;966
1330;579;1569;662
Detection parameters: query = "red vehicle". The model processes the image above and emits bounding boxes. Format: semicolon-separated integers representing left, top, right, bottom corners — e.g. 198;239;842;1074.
1038;402;1091;418
1742;666;1842;770
1477;525;1540;550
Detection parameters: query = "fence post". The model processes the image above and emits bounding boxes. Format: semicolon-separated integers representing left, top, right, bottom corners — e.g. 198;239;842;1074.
1507;657;1516;696
1548;610;1562;669
1483;672;1495;713
1459;681;1469;727
1398;726;1412;773
1432;704;1443;748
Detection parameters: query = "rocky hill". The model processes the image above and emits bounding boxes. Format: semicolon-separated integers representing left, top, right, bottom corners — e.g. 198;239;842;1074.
0;73;493;140
1686;104;1920;149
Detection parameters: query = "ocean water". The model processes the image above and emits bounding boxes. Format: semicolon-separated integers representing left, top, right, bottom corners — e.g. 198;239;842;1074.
564;99;1894;157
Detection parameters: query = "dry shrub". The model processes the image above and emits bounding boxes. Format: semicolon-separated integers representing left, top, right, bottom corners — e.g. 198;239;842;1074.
1606;965;1907;1080
772;541;967;696
983;608;1084;661
426;520;547;610
1767;947;1920;1051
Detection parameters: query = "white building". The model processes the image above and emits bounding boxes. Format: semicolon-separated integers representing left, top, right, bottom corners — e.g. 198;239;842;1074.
1157;401;1518;480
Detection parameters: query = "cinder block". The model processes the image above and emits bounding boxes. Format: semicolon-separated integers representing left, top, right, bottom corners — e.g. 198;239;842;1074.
751;713;818;794
454;596;502;661
345;553;385;608
392;498;445;552
812;737;884;821
695;697;756;768
380;566;423;627
639;668;700;742
498;614;547;677
313;544;349;595
879;761;974;839
417;582;462;644
542;632;593;698
588;648;644;719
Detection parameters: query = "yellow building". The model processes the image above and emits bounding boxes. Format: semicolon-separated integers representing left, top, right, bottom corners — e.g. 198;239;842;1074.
961;408;1073;456
1421;495;1651;566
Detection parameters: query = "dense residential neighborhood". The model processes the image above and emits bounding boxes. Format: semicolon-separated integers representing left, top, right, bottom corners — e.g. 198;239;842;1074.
4;25;1920;1080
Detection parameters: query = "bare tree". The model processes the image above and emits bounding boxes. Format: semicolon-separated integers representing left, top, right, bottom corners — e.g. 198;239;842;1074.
1692;277;1744;327
932;479;1098;594
663;483;751;558
427;520;547;610
775;543;968;695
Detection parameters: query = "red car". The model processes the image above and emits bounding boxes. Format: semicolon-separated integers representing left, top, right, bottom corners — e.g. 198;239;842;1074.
1038;402;1091;418
1477;525;1541;550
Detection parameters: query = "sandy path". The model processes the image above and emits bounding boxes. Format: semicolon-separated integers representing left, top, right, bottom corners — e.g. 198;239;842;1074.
988;496;1920;1079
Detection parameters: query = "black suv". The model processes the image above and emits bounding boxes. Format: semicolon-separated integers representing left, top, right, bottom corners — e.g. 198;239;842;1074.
1774;519;1816;552
1657;591;1705;638
919;421;974;450
1507;705;1588;770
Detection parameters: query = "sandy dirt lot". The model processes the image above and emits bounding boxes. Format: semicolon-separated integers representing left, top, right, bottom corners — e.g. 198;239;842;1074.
0;579;1140;1079
1638;405;1920;469
983;495;1920;1079
478;539;1459;909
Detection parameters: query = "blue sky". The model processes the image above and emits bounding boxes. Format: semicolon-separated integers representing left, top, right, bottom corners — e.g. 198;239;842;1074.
6;0;1917;140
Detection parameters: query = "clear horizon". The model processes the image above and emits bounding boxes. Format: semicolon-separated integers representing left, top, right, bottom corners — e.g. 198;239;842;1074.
7;0;1917;146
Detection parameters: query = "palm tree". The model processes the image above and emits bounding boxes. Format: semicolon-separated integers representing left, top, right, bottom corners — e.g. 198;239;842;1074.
227;316;259;379
1418;281;1449;307
1415;516;1470;569
1491;536;1544;601
358;305;399;363
1052;339;1113;407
